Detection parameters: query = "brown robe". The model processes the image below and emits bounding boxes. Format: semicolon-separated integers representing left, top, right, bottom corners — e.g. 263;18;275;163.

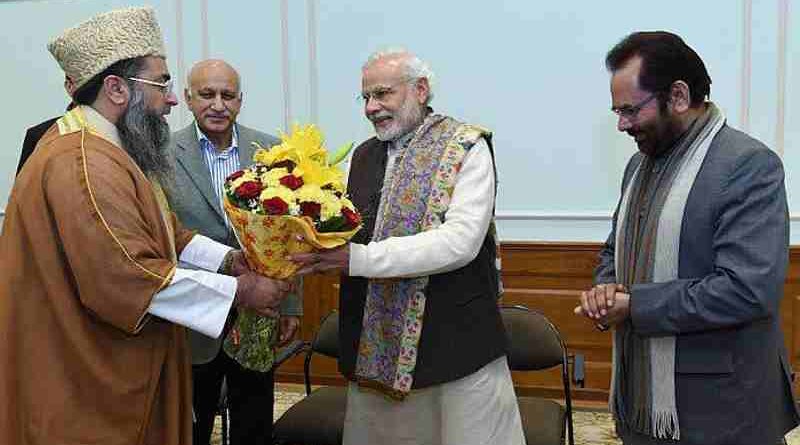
0;122;196;444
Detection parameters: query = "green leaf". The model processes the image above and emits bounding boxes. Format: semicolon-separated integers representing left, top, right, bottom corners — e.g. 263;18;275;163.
318;215;346;233
328;141;354;166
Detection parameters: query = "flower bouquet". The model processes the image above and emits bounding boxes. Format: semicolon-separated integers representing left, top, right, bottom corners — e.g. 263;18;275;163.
221;123;361;371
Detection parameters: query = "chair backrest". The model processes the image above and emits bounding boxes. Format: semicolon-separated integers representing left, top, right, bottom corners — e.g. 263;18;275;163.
501;305;565;371
311;310;340;359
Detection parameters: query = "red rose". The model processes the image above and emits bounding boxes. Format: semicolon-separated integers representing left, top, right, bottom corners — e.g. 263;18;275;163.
279;174;304;190
342;207;361;229
262;197;289;215
234;181;263;200
300;202;321;219
226;170;245;182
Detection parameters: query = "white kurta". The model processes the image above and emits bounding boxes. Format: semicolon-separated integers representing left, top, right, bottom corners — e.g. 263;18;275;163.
343;356;524;445
349;139;495;277
343;136;524;445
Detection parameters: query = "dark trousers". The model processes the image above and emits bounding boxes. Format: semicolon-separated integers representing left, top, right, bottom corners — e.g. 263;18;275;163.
192;349;275;445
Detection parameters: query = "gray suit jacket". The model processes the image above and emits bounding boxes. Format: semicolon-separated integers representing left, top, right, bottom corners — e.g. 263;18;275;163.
596;125;799;444
166;122;302;365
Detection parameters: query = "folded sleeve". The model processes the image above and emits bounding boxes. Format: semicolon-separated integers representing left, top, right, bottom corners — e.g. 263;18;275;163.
148;268;237;338
44;138;183;334
178;234;232;272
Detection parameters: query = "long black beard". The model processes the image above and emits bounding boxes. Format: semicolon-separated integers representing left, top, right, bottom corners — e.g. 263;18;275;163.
116;87;173;182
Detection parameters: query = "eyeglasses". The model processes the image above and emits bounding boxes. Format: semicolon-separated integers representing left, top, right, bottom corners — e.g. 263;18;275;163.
128;77;174;95
611;93;658;120
358;79;414;104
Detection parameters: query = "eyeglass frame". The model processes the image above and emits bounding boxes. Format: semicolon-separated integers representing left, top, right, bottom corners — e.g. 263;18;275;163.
611;92;659;120
358;78;416;104
128;77;174;95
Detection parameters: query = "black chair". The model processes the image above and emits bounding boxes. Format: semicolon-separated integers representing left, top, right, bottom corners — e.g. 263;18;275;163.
271;307;575;445
501;305;575;445
214;338;307;445
273;311;346;445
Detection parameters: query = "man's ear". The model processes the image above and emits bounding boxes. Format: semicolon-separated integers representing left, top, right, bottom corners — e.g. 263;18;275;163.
414;77;430;105
184;87;192;105
64;76;76;97
103;75;130;106
668;80;691;113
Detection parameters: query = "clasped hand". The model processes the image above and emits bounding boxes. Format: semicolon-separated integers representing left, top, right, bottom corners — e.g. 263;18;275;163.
573;283;631;329
226;250;294;318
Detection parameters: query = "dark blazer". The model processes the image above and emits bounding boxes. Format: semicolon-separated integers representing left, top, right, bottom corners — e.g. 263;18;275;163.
596;125;799;445
164;122;300;365
17;117;59;176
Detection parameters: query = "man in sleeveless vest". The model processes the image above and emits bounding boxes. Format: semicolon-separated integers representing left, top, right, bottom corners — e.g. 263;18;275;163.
0;7;292;444
291;48;524;445
575;31;799;444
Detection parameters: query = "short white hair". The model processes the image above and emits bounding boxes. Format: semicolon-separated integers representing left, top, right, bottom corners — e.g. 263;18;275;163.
363;47;435;105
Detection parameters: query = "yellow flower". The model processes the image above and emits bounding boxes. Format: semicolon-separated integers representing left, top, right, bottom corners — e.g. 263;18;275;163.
319;166;345;191
229;170;260;191
293;157;324;186
296;184;325;204
260;167;291;188
320;189;344;221
253;142;298;166
280;123;326;163
239;124;352;219
340;196;355;210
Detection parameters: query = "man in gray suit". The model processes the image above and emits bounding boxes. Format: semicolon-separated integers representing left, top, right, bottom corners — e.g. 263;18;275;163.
576;32;799;444
165;59;301;445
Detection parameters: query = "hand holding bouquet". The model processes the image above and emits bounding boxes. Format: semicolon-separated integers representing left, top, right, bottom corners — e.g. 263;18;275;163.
221;123;361;372
223;123;361;279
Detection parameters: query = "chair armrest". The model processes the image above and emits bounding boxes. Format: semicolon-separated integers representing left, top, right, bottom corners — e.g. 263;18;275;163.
274;339;309;368
568;353;585;388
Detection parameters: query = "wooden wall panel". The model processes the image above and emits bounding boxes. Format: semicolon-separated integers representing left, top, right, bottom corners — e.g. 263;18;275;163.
277;242;800;403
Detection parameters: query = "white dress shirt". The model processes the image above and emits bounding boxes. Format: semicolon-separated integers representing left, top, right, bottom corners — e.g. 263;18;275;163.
196;123;240;228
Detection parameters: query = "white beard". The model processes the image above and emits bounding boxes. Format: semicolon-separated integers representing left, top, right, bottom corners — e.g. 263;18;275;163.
373;95;424;141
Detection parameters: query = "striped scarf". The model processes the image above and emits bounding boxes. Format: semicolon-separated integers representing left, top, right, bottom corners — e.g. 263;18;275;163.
611;103;725;440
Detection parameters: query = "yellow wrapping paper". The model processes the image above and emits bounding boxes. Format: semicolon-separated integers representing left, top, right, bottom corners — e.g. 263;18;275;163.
223;196;361;279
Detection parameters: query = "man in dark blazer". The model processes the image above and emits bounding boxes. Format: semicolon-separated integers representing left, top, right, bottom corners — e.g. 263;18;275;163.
164;59;301;445
576;31;799;445
18;117;59;175
17;77;75;176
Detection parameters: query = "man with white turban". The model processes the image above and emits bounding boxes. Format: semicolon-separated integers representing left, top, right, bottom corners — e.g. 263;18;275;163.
0;7;291;444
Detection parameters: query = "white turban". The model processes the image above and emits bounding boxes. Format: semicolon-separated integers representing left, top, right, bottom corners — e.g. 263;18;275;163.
48;6;166;90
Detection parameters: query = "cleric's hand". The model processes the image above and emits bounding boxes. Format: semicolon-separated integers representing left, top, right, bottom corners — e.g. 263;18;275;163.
234;273;292;318
278;316;301;347
229;250;250;276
